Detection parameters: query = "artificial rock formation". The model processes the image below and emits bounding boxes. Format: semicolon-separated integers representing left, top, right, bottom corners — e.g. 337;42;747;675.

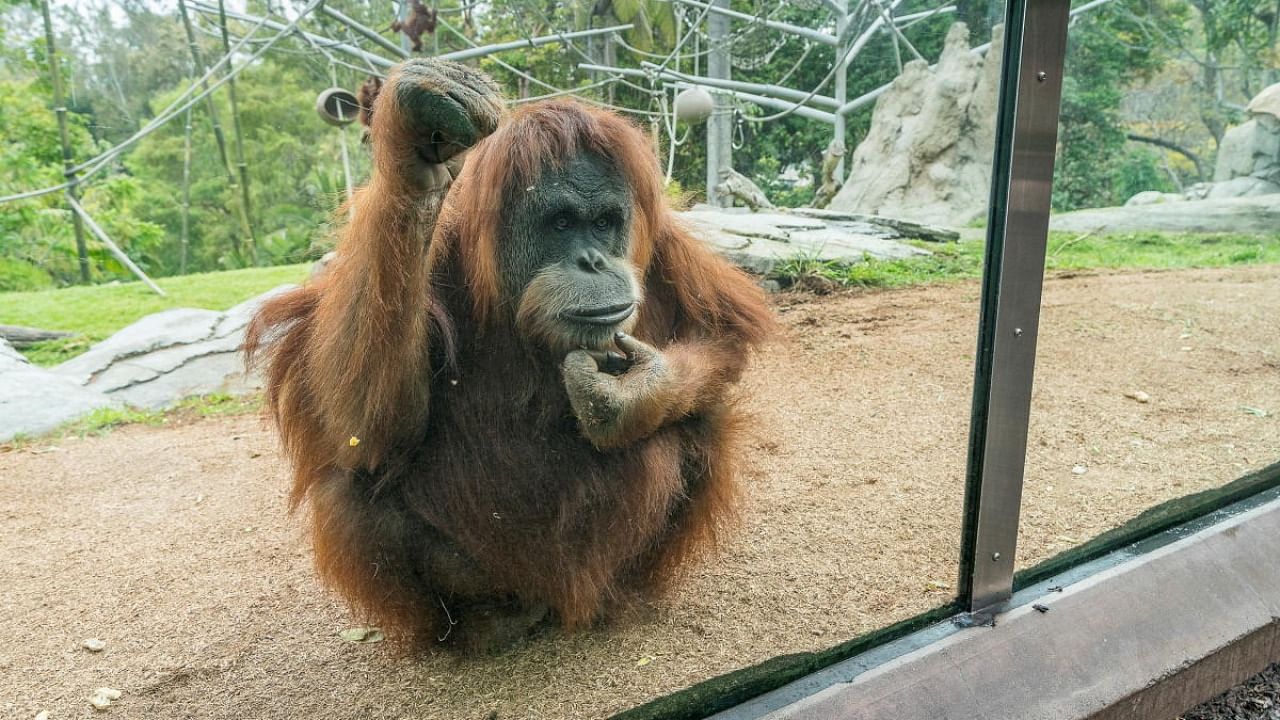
1121;82;1280;213
1211;81;1280;195
830;22;1004;227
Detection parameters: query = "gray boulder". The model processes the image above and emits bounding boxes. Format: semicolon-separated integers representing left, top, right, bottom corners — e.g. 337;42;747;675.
1204;175;1280;199
829;22;1003;227
1213;117;1280;185
51;284;295;410
0;339;119;442
54;308;223;386
1124;191;1185;207
1201;82;1280;200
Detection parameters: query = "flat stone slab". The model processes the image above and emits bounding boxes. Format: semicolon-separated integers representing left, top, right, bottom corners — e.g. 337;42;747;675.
0;339;119;442
76;286;296;409
0;286;298;440
45;284;295;414
1051;194;1280;235
53;308;223;385
682;207;931;275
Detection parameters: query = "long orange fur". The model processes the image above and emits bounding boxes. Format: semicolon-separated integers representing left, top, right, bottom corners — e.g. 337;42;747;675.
245;70;774;646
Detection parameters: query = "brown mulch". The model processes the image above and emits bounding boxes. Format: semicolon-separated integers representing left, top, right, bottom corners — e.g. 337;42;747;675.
1177;663;1280;720
2;266;1277;719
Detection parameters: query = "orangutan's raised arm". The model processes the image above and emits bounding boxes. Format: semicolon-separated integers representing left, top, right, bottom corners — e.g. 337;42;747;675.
245;59;502;479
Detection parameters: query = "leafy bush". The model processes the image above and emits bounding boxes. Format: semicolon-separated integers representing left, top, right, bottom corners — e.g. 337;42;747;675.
0;256;53;291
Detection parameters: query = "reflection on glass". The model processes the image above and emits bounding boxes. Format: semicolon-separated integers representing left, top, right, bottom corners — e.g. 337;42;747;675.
0;1;1018;718
1019;0;1280;573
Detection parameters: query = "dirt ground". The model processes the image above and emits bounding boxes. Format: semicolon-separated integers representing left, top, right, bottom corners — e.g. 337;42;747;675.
3;266;1278;720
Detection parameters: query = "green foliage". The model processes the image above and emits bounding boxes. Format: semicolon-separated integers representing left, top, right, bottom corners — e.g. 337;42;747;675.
172;391;262;418
0;74;172;286
126;60;355;274
774;241;984;290
1052;6;1171;211
752;154;814;207
59;2;191;144
70;405;167;437
1042;230;1280;270
0;256;54;291
21;336;93;367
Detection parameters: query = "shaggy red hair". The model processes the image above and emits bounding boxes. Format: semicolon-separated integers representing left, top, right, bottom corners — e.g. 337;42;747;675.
246;96;774;643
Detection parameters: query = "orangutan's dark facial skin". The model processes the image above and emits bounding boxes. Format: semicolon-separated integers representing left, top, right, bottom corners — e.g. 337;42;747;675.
508;154;642;355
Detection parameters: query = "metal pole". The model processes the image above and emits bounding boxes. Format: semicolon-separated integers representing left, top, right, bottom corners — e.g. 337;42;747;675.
705;0;732;207
217;0;258;265
662;81;837;124
180;106;193;275
431;0;439;56
634;62;840;109
190;1;395;70
177;0;235;184
39;0;91;284
834;2;850;179
958;0;1072;616
674;0;838;46
329;64;355;219
67;197;166;297
320;5;409;58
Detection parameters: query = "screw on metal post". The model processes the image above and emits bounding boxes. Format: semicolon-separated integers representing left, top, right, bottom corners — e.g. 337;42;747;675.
1037;71;1048;82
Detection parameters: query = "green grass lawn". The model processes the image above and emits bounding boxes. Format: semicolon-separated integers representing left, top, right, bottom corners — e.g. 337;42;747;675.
0;264;309;366
774;230;1280;289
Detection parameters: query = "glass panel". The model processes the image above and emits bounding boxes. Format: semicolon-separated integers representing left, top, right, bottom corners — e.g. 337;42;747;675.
1018;0;1280;577
0;1;1009;718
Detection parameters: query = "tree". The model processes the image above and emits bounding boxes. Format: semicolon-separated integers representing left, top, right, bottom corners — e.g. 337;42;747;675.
1053;4;1173;211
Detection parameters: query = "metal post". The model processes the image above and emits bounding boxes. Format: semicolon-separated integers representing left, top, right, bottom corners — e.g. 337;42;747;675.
39;0;91;283
833;2;850;180
180;106;193;275
319;5;409;58
177;0;236;185
705;0;732;207
330;65;355;218
217;0;258;265
67;197;166;297
958;0;1072;616
431;0;439;55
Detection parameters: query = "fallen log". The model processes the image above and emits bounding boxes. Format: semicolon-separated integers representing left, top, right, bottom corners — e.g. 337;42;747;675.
0;324;75;348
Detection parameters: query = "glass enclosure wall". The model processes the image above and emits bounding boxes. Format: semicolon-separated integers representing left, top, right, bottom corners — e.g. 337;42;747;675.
1016;1;1280;576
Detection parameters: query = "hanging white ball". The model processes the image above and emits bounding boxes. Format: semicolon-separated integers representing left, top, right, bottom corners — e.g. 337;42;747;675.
674;86;714;124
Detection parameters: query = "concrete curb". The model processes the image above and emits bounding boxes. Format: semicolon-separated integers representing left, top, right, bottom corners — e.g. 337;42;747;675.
747;497;1280;720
